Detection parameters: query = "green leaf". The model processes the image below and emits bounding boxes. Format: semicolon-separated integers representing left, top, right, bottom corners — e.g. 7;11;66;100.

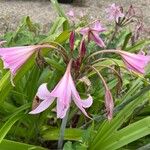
0;139;47;150
98;117;150;150
122;32;132;50
50;0;69;30
44;57;65;72
43;128;84;141
0;114;22;143
126;40;150;52
48;17;66;35
90;81;149;149
0;103;30;143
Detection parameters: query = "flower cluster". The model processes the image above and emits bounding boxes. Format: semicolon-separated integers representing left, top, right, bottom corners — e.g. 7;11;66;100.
0;4;149;121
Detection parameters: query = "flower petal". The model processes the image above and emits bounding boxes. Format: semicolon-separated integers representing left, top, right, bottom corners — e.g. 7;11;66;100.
80;27;89;36
36;83;52;100
91;21;106;32
29;98;54;114
56;98;70;118
81;95;93;108
29;83;54;114
70;76;92;118
106;3;124;23
119;51;150;74
0;46;37;75
90;32;106;47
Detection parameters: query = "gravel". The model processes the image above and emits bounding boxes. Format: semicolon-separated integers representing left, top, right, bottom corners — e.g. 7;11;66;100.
0;0;150;35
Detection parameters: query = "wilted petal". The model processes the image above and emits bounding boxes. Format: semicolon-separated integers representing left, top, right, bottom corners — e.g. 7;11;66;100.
0;41;7;46
105;89;114;120
118;51;150;74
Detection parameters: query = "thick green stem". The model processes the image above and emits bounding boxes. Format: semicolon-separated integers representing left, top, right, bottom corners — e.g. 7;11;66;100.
57;108;70;149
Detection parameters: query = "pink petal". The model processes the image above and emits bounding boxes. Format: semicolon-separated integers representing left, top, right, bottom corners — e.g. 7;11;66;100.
29;84;54;114
69;75;93;118
80;27;89;36
29;98;54;114
36;83;52;100
91;21;106;32
50;60;72;98
119;51;150;74
56;98;70;118
50;60;72;118
0;46;37;75
81;95;93;108
90;32;106;48
106;3;124;23
67;9;75;18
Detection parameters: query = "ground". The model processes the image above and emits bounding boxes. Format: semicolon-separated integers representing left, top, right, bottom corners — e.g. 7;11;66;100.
0;0;150;35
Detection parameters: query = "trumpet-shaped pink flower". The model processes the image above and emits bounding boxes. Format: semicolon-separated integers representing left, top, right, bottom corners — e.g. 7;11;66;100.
29;60;93;119
118;51;150;74
105;88;114;120
80;21;106;47
0;45;41;76
0;45;54;77
106;3;124;23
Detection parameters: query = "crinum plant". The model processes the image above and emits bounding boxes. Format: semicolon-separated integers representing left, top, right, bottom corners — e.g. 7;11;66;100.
0;1;150;150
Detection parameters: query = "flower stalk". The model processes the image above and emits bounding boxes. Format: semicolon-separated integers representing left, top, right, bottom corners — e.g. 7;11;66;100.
57;108;70;149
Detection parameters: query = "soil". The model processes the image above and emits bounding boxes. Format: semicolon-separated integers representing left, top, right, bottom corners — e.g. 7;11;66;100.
0;0;150;35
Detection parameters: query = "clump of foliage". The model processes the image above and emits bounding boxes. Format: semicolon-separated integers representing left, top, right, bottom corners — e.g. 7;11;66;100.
0;1;150;150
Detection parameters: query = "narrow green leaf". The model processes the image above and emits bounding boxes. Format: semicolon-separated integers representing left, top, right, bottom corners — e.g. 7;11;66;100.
43;128;84;141
0;114;23;143
48;17;66;35
0;139;47;150
98;117;150;150
45;57;65;72
0;103;30;143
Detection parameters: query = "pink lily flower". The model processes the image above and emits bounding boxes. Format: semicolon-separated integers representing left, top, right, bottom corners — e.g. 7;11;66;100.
0;45;55;76
106;3;124;23
0;45;41;76
67;9;75;22
67;9;75;17
80;21;106;48
118;51;150;74
29;60;93;119
105;88;114;120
